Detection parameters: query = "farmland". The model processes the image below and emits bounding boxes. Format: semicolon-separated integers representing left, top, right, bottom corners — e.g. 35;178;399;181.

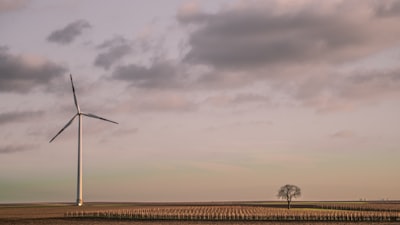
1;201;399;225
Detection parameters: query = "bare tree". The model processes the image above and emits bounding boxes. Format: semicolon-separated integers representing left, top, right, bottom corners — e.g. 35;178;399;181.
277;184;301;209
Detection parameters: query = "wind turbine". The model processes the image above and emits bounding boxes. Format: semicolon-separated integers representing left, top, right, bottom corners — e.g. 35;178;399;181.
49;74;118;206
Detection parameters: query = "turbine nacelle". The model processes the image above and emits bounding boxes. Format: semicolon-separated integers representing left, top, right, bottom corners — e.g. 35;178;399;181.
49;75;118;143
49;112;118;143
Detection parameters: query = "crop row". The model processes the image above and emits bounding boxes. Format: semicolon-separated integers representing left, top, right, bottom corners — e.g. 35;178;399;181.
318;203;400;212
65;206;400;222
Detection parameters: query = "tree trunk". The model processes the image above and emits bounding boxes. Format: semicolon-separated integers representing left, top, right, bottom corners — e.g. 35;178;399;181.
287;200;291;209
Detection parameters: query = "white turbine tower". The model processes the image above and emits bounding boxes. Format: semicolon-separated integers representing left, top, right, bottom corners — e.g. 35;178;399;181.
50;74;118;206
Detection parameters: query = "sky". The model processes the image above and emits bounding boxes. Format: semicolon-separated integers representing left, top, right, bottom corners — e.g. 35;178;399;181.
1;0;400;203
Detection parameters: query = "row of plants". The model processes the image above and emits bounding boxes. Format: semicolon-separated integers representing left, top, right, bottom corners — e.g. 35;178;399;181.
318;203;400;212
65;206;400;222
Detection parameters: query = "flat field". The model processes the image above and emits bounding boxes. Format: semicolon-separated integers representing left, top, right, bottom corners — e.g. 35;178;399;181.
1;202;399;225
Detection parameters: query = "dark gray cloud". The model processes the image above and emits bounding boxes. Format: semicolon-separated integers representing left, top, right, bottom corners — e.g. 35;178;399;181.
0;47;66;93
0;110;44;125
173;1;400;112
47;20;91;45
179;1;400;70
0;144;36;154
112;60;183;89
94;36;133;70
374;0;400;17
106;1;400;114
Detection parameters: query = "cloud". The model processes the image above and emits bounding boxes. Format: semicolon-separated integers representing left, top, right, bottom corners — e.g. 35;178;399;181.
330;130;356;139
374;0;400;17
47;20;91;45
112;60;184;89
0;0;29;13
0;110;44;125
138;95;196;112
0;47;66;93
194;70;261;90
113;91;197;114
177;1;208;24
178;0;400;71
0;144;36;154
297;67;400;113
232;93;269;104
175;0;400;112
203;93;269;108
94;36;133;70
341;70;400;100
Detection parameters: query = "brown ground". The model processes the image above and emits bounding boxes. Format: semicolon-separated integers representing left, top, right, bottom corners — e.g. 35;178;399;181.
0;203;396;225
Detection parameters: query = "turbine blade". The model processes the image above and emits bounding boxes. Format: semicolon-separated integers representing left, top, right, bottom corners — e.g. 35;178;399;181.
70;74;80;112
49;114;78;143
82;113;118;124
